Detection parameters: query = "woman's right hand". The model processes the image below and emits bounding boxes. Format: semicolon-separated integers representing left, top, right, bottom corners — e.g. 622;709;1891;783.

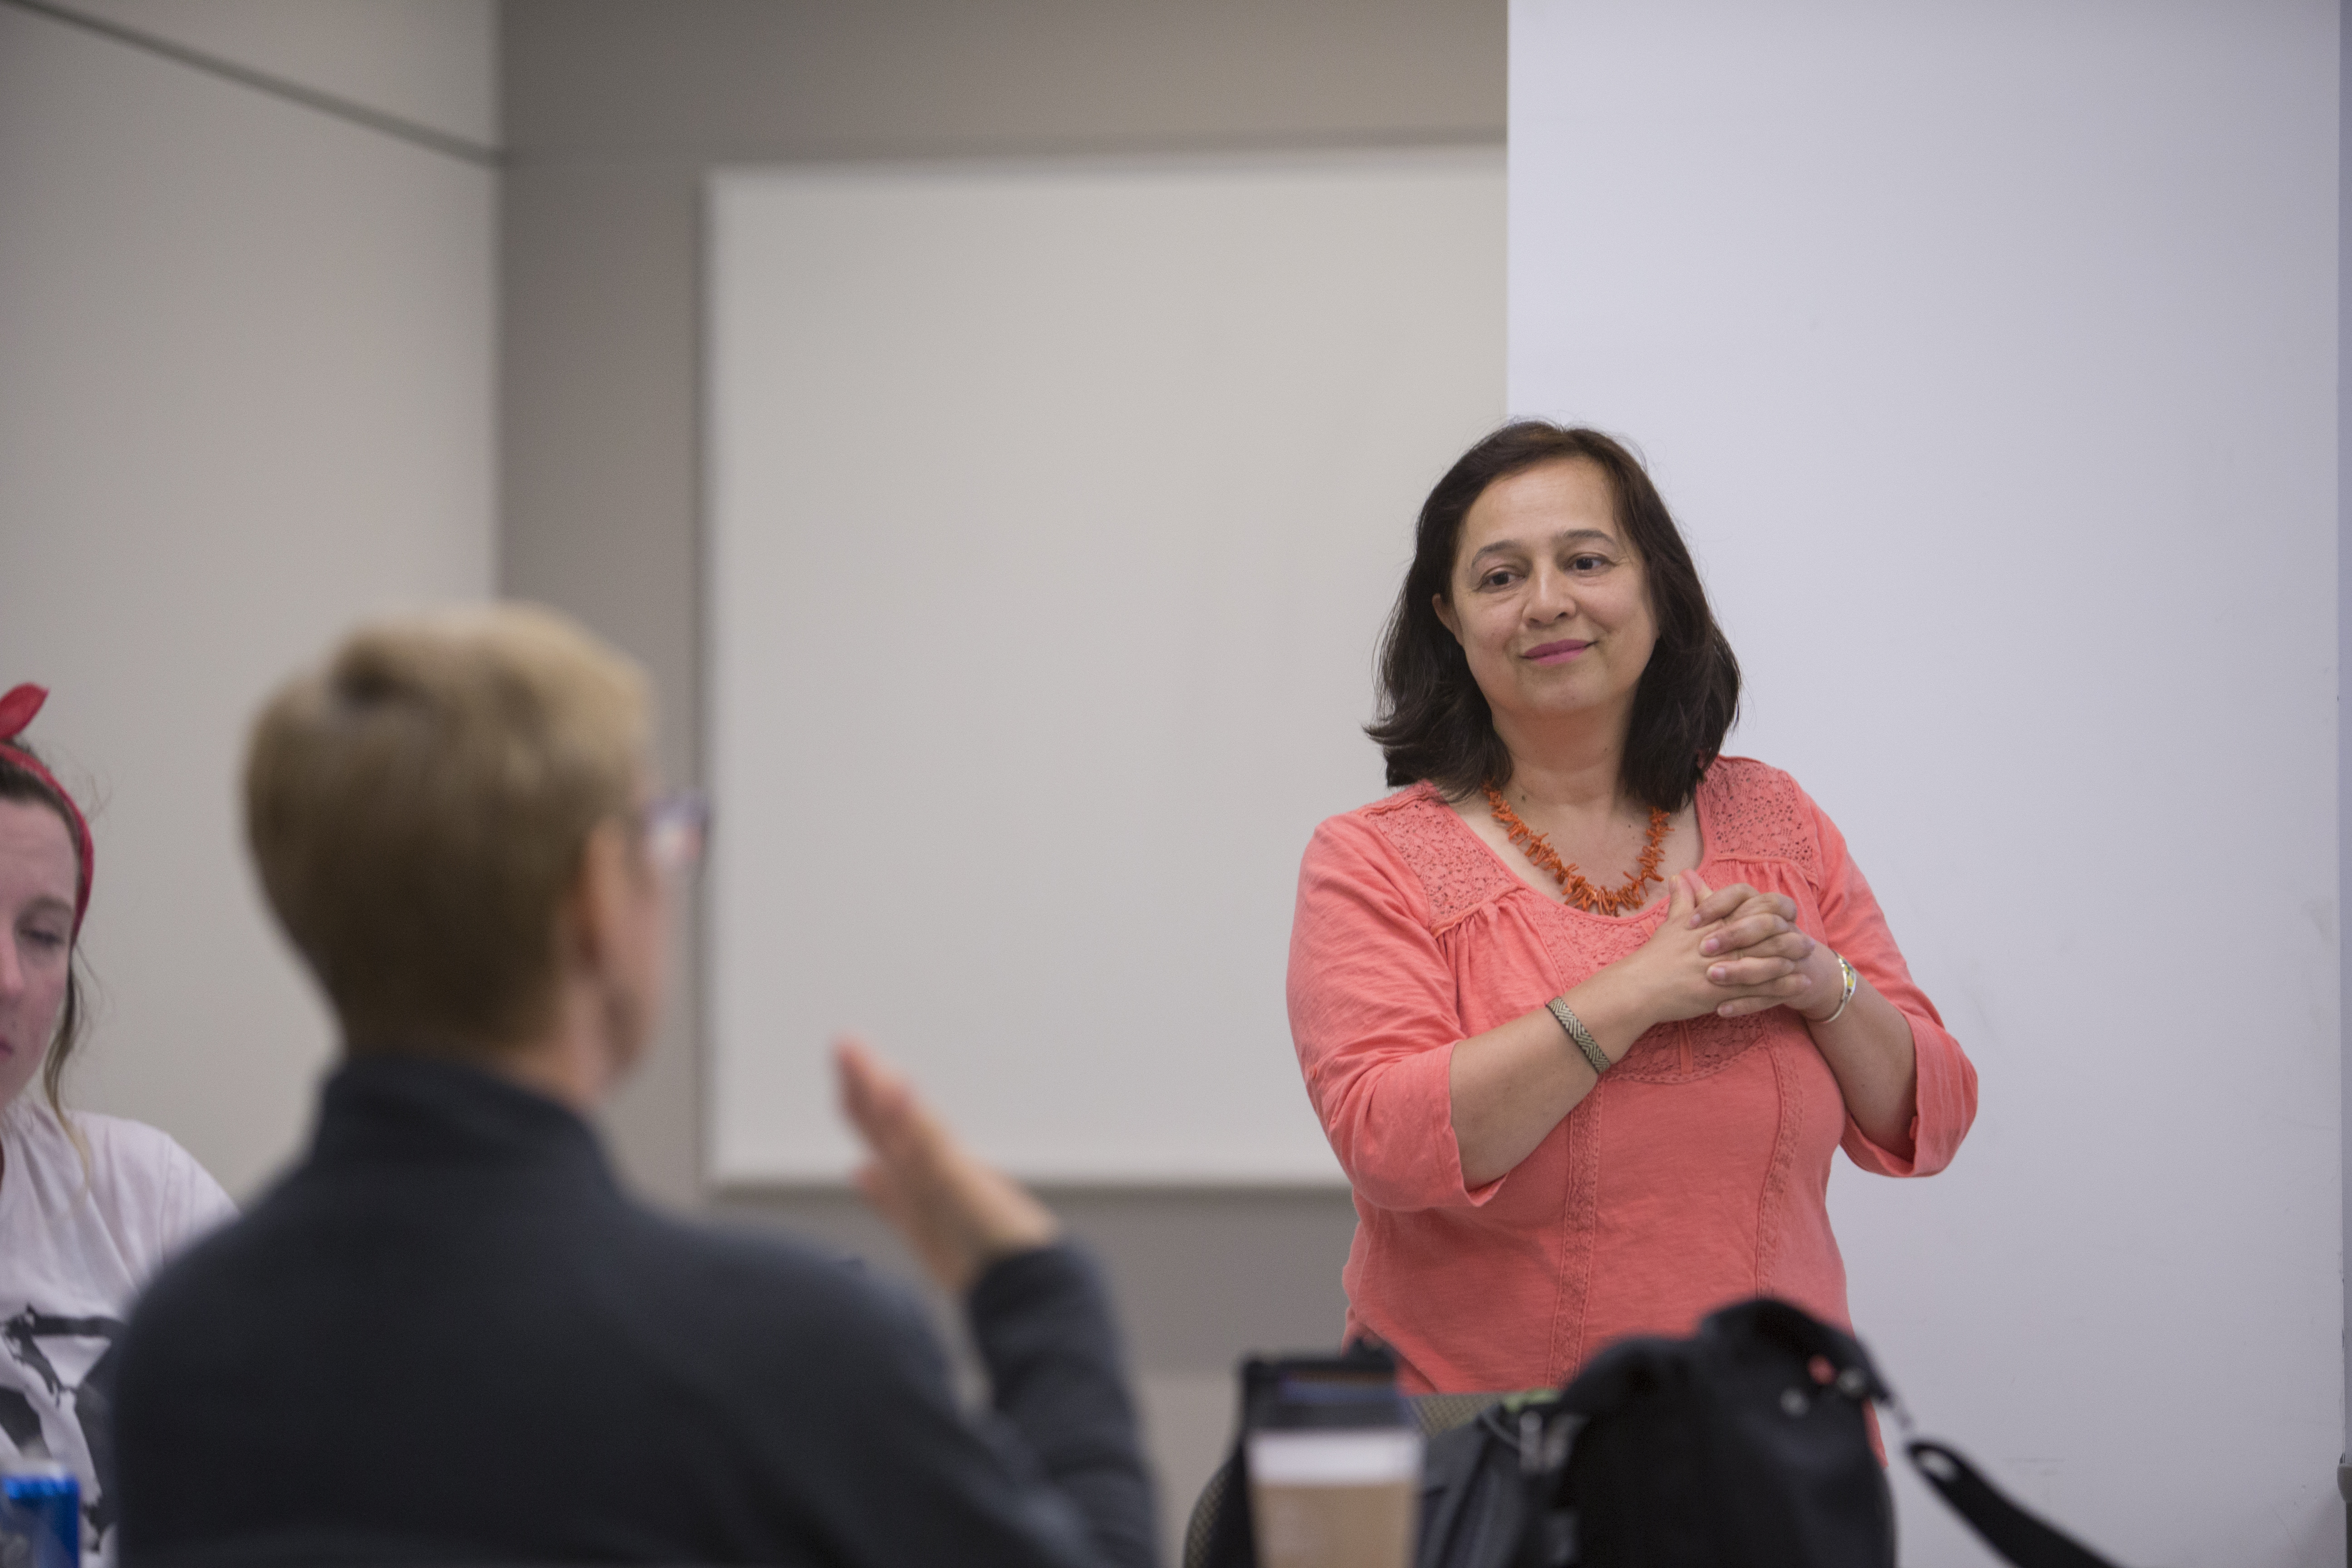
1611;872;1813;1028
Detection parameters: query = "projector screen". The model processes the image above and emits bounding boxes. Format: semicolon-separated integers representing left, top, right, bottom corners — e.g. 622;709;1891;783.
706;152;1503;1183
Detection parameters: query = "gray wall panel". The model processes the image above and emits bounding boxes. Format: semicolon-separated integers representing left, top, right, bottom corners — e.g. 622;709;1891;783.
499;4;1501;1549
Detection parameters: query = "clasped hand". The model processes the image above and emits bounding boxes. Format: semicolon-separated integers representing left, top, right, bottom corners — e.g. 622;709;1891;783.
1629;871;1833;1024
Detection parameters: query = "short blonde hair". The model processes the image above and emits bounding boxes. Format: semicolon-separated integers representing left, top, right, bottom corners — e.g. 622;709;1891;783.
245;604;650;1053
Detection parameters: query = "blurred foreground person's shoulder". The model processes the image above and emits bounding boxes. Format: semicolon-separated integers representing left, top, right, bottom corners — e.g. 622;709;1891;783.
117;1056;1141;1568
111;607;1153;1568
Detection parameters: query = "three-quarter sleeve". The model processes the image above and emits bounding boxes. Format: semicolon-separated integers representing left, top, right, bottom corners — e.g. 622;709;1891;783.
1801;789;1979;1176
1286;816;1499;1212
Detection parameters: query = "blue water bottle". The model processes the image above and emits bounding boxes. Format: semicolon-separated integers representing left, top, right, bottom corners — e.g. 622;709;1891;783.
0;1456;79;1568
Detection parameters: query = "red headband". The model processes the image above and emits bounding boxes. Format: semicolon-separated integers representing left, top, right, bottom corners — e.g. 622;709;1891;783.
0;685;95;932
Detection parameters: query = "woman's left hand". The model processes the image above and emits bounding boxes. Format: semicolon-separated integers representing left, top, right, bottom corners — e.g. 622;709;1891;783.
1686;877;1920;1152
1685;877;1832;1018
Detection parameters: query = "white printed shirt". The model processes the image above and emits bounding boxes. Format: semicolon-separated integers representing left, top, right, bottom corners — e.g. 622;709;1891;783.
0;1098;233;1561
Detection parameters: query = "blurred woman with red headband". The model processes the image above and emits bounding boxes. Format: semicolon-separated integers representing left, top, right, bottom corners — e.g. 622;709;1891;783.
0;684;233;1558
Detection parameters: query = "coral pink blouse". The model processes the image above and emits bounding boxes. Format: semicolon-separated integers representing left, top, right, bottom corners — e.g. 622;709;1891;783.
1286;758;1976;1395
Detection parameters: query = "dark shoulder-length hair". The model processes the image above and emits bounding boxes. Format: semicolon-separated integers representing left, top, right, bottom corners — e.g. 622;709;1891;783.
1367;421;1740;813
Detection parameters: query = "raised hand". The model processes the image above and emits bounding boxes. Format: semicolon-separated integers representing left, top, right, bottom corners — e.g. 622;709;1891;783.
834;1035;1062;1294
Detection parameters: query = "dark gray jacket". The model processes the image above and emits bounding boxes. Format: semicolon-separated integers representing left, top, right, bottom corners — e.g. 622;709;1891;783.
114;1057;1156;1568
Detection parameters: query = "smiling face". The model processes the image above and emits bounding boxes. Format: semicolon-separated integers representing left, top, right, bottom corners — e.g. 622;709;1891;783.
0;798;79;1111
1434;457;1658;739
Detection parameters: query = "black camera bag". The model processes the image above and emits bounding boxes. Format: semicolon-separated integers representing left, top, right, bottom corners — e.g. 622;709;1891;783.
1412;1297;2125;1568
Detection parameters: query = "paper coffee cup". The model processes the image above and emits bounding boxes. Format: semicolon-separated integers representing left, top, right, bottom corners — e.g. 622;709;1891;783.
1247;1428;1422;1568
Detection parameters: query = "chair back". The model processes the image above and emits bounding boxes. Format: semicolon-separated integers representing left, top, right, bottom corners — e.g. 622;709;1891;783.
1180;1390;1521;1568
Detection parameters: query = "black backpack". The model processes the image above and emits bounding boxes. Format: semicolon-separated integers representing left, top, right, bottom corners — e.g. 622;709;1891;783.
1195;1298;2127;1568
1415;1298;2125;1568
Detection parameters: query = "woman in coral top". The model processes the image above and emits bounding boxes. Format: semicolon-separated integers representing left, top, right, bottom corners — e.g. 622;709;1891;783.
1286;422;1976;1395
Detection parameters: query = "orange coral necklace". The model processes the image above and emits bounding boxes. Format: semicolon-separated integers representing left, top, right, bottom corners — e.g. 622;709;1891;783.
1484;784;1671;916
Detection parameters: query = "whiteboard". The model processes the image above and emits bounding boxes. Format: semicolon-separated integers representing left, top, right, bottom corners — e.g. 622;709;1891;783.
1510;2;2337;1562
706;152;1503;1183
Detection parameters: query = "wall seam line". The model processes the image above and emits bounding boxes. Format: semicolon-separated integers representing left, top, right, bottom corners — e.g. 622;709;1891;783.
0;0;503;168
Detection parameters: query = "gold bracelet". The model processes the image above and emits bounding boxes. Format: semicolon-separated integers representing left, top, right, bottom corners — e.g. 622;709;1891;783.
1820;954;1858;1025
1546;997;1612;1078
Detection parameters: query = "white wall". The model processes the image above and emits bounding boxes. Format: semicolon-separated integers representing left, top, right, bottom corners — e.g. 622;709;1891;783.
1511;2;2340;1562
0;0;498;1196
705;152;1502;1186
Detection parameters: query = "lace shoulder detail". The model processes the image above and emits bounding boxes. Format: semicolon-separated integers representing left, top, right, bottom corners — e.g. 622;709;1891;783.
1699;757;1818;879
1360;783;1520;931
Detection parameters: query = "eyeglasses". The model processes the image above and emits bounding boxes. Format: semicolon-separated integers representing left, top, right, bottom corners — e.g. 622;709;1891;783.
639;789;710;874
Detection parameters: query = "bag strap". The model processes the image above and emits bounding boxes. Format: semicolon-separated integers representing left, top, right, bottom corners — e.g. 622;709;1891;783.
1906;1441;2126;1568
